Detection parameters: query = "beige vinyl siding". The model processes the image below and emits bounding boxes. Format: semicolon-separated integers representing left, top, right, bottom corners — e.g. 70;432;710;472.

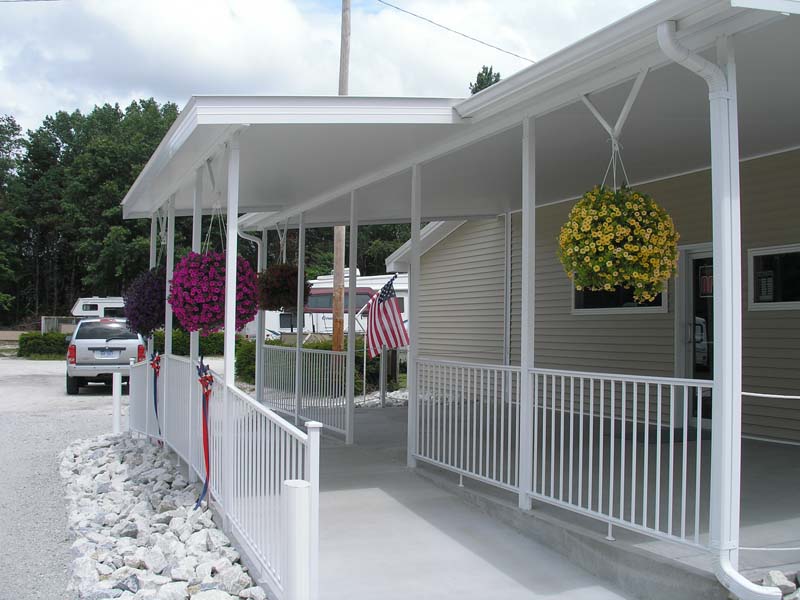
509;214;522;366
417;217;507;364
509;149;800;441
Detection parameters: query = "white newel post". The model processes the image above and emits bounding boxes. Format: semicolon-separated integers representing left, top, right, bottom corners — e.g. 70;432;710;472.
223;134;241;520
164;195;176;441
518;117;536;510
406;165;421;468
284;479;311;600
295;214;306;426
346;191;358;444
254;228;267;405
189;167;203;482
304;421;321;600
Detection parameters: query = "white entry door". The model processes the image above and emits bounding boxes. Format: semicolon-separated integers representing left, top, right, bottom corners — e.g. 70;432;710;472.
677;244;713;427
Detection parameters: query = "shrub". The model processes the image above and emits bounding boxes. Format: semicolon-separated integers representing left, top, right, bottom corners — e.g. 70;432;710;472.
18;332;69;357
152;329;225;356
235;338;256;384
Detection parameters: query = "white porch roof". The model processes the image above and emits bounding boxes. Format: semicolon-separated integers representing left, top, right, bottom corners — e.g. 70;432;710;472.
121;0;800;227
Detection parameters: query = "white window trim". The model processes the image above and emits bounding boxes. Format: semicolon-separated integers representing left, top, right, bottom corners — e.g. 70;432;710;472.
570;280;669;315
747;243;800;311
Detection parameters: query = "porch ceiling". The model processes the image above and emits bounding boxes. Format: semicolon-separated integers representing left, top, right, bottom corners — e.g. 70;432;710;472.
121;2;800;229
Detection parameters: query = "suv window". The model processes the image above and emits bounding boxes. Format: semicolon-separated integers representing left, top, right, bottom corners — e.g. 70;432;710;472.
75;322;138;340
103;307;126;317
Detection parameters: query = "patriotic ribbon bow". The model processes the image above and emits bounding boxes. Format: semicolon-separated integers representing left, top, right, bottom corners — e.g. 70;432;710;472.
150;352;162;435
195;358;214;509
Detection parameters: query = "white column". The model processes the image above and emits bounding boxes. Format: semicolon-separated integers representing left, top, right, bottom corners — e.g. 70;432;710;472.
345;192;358;444
149;215;158;269
406;165;421;468
518;117;536;510
709;36;743;568
294;214;306;426
164;196;176;356
254;228;268;404
188;167;203;483
224;135;241;386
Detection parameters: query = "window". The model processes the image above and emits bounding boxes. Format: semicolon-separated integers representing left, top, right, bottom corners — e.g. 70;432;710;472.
572;285;665;314
82;303;99;311
75;322;138;340
307;294;332;309
749;244;800;310
279;313;297;330
103;307;126;317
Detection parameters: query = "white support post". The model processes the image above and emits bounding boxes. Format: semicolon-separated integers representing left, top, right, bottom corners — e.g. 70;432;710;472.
188;167;203;482
406;165;421;468
164;196;176;356
147;213;158;433
284;480;311;600
224;136;241;387
294;214;306;426
223;134;241;522
163;195;176;442
255;228;268;405
518;116;536;510
149;215;158;269
304;421;322;600
657;22;780;600
345;192;357;444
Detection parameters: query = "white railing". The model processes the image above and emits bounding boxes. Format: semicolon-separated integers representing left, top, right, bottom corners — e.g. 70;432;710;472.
262;345;349;437
413;357;714;550
526;368;713;548
415;358;521;491
129;356;320;600
299;348;348;436
164;355;192;463
263;345;296;415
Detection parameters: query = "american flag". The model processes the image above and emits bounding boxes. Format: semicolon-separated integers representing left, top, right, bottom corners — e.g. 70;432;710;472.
365;275;409;359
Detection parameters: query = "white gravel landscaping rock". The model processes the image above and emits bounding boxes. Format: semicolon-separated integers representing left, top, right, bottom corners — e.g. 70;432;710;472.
60;433;267;600
355;387;408;408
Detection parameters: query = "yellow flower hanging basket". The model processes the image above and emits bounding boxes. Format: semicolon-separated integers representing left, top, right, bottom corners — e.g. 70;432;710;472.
558;186;679;303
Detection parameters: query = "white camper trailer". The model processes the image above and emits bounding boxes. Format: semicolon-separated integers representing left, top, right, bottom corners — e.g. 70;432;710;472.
70;297;126;319
257;270;408;338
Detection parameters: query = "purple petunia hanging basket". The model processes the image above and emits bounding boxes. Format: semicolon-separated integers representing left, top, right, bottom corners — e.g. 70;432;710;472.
124;268;166;337
168;251;258;334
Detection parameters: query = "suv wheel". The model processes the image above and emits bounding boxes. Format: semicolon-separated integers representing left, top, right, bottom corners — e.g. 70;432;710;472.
66;375;80;395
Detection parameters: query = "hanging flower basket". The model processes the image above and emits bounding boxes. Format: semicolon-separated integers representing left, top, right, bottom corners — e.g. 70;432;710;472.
123;268;166;337
168;251;258;334
257;263;311;312
558;186;679;303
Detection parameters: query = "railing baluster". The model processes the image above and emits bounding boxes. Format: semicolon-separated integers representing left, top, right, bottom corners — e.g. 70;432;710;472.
655;384;662;532
620;381;626;523
694;386;702;545
569;376;575;505
681;384;689;540
578;377;584;509
668;384;675;537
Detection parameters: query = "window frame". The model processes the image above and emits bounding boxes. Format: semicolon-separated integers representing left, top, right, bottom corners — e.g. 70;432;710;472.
747;243;800;311
569;280;669;315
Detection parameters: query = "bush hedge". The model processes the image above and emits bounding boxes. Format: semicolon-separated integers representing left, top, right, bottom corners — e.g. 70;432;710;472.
18;332;69;357
152;329;225;356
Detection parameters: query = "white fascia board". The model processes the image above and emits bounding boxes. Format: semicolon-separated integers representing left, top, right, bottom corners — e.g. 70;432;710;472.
193;95;462;125
455;0;775;122
732;0;800;13
385;220;465;272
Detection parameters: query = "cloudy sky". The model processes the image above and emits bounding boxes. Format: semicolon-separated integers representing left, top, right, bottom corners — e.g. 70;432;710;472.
0;0;653;131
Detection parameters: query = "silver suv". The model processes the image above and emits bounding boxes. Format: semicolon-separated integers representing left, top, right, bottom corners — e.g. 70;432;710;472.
66;318;146;395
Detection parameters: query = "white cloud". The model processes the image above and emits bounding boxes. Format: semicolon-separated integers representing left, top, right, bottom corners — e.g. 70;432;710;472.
0;0;651;130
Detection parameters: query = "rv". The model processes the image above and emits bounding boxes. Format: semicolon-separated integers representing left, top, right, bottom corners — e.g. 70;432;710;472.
70;297;126;319
259;270;408;338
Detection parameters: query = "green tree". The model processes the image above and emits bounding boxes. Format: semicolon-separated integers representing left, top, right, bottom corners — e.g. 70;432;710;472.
0;115;23;310
469;65;501;95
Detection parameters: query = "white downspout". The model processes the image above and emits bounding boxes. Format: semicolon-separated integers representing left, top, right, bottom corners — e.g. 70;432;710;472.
657;21;780;600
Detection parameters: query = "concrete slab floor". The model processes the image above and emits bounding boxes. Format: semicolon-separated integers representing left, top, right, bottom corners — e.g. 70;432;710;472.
317;408;633;600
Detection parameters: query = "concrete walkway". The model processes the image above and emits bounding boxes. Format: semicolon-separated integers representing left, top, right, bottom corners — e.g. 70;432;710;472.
318;408;632;600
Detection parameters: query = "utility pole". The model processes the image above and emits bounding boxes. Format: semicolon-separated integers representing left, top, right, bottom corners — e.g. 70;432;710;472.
332;0;350;351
